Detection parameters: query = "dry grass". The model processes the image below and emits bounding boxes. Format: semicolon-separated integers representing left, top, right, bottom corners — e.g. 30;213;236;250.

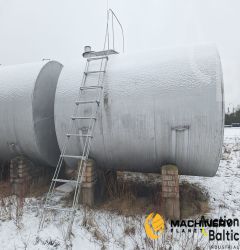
98;179;162;216
28;184;50;198
0;181;11;198
96;171;209;219
180;181;210;218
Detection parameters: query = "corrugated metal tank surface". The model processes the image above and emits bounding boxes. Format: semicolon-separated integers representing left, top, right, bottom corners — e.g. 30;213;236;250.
55;45;224;177
0;61;63;166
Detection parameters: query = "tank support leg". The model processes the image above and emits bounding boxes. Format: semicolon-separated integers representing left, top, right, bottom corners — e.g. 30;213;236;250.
161;164;180;220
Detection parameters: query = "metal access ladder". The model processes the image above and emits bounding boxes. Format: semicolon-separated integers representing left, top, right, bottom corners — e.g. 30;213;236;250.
38;48;118;242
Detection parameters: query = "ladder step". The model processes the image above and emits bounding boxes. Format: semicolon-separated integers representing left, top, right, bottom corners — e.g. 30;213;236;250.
80;86;103;90
44;206;75;212
66;133;93;138
75;100;100;105
84;70;105;75
52;179;78;184
87;56;108;62
61;155;87;160
82;49;118;58
71;116;96;120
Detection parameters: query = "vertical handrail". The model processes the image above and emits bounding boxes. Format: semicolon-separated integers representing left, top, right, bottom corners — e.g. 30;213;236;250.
103;9;125;53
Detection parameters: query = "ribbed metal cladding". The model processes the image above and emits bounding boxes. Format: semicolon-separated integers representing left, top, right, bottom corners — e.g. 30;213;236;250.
55;45;224;177
0;61;63;166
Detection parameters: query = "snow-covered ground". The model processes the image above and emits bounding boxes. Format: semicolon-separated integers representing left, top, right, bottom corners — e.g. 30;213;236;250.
181;128;240;218
0;128;239;250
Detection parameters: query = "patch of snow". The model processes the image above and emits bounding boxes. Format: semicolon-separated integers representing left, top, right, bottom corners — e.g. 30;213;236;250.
0;128;239;249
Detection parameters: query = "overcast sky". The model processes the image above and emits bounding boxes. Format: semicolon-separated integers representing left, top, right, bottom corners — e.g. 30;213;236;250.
0;0;239;107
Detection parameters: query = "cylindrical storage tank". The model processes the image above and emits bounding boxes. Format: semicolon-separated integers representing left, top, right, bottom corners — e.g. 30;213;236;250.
0;61;63;166
55;45;224;177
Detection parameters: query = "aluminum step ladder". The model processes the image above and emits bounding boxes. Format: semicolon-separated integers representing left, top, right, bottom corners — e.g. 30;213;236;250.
38;48;118;244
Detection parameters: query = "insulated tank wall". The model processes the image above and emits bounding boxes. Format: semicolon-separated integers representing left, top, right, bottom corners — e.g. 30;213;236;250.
55;45;224;176
0;61;63;166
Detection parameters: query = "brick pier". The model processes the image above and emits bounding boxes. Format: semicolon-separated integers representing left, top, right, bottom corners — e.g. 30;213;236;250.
161;164;180;220
77;160;117;206
10;156;51;196
79;159;97;207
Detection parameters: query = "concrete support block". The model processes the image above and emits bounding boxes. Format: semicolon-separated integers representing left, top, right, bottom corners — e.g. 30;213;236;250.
161;164;180;220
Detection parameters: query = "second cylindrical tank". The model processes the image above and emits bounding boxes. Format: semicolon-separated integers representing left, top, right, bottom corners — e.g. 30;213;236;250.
0;61;62;166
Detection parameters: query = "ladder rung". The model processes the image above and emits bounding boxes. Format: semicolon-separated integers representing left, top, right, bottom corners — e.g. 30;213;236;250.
44;206;75;212
66;133;93;138
61;155;87;160
71;116;96;120
84;70;105;75
75;100;100;105
87;56;108;62
52;179;78;184
80;85;103;90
